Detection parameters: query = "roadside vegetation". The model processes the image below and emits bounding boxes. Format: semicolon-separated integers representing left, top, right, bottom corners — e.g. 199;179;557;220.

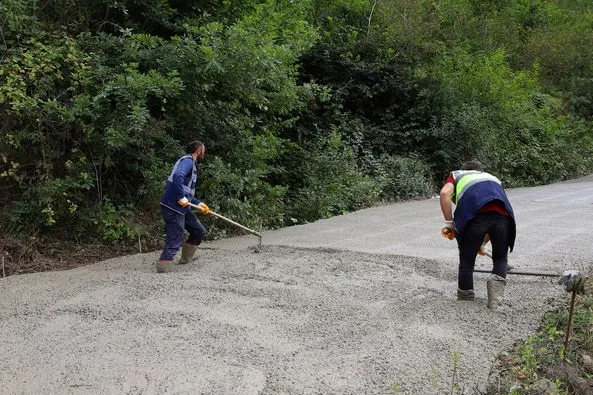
488;277;593;395
2;0;593;254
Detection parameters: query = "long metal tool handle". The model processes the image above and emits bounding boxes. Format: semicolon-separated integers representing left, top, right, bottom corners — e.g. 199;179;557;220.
445;236;559;278
188;203;262;238
477;249;558;277
208;211;262;238
473;268;558;278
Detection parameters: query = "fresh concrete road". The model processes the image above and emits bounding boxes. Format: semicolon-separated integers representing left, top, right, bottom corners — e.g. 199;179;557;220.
1;176;592;394
213;174;593;272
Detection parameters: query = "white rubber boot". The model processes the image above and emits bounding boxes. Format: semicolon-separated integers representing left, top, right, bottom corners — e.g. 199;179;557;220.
178;243;198;264
487;274;507;309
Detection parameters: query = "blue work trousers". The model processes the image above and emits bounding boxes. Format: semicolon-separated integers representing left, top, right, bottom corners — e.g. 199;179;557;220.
159;206;206;261
456;212;512;291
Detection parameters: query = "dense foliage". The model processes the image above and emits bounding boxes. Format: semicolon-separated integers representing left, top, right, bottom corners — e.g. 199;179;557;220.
1;0;592;243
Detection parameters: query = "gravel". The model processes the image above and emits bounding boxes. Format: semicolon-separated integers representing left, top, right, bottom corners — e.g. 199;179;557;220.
2;176;593;394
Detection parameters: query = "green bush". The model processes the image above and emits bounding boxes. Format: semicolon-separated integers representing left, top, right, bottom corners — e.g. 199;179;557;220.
95;200;137;244
199;133;288;238
2;0;593;248
375;155;436;201
427;48;593;185
286;131;381;223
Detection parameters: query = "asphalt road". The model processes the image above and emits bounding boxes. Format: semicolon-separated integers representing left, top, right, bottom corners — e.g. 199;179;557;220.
2;176;592;394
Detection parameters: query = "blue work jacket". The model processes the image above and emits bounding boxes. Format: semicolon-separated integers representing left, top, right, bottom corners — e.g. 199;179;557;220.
160;154;202;215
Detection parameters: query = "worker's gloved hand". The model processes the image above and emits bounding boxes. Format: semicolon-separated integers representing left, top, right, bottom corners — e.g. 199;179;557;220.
197;202;210;215
178;197;190;207
558;270;586;294
440;220;455;240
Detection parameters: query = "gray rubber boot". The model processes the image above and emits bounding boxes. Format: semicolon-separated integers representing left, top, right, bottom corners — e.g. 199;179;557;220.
178;243;198;264
487;274;507;309
156;260;174;273
457;288;475;301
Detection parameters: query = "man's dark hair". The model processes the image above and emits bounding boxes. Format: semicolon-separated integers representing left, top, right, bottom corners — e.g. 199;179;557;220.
460;160;484;171
186;140;204;154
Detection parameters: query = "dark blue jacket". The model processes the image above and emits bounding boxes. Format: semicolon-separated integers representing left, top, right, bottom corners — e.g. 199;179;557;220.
452;171;516;251
160;155;202;215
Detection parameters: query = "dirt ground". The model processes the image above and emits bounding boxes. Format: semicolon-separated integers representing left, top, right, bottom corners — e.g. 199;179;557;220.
2;176;593;394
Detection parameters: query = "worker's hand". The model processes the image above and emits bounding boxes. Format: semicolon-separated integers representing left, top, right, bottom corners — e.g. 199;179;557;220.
178;197;190;207
440;220;455;240
478;235;489;256
197;202;210;215
558;270;586;294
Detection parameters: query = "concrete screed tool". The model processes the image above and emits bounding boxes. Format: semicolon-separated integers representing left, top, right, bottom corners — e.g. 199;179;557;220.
441;227;590;355
188;202;263;249
475;248;557;278
440;227;558;278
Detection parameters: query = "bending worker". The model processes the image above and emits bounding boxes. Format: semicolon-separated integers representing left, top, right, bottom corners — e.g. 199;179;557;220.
439;161;516;308
157;140;210;273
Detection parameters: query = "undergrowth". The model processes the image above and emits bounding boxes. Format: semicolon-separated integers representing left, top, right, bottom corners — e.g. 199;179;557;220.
488;276;593;394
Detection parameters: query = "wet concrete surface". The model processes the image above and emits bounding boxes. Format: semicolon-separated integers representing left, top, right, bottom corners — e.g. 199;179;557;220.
1;176;592;394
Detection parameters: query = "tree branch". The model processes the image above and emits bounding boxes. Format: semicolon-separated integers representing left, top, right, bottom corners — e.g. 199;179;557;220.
367;0;380;37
